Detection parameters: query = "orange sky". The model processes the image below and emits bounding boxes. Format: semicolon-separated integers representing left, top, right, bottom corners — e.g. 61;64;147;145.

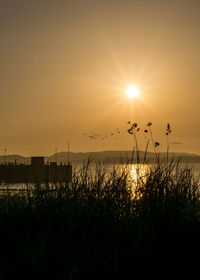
0;0;200;156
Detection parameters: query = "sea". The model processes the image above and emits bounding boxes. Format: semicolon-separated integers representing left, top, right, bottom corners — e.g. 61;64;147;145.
0;162;199;193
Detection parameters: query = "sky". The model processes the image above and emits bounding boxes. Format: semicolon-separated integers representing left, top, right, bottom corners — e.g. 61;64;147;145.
0;0;200;156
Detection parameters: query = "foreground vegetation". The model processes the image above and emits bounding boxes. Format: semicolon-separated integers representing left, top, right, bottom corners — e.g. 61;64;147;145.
0;160;199;279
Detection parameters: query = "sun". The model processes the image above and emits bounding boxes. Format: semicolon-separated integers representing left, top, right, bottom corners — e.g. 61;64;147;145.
126;86;139;98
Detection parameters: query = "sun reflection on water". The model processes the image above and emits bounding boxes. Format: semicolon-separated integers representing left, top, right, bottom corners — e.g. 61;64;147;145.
121;164;150;198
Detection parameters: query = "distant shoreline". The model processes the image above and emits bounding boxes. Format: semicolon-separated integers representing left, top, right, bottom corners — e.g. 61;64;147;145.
0;150;200;165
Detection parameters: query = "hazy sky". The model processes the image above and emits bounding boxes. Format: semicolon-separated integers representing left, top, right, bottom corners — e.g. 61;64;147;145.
1;0;200;156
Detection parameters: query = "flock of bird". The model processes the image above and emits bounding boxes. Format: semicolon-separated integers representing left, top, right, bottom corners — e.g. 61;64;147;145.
82;128;121;140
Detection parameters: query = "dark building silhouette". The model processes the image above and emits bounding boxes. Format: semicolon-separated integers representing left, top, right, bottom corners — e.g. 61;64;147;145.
0;156;72;184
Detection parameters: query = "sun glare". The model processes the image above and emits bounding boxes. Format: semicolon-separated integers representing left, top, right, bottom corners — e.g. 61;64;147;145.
126;86;139;98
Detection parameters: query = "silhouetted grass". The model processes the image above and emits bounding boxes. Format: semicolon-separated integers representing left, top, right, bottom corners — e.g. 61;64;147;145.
0;160;199;279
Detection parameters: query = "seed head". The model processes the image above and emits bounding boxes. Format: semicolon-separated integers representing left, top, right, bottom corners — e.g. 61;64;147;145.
166;123;171;134
132;123;137;128
127;129;133;135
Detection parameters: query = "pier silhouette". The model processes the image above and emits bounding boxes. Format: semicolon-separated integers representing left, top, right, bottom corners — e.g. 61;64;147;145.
0;156;72;184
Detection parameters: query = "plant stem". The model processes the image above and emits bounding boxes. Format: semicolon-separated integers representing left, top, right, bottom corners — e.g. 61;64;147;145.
143;138;150;163
149;127;159;164
167;135;169;163
133;133;140;164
